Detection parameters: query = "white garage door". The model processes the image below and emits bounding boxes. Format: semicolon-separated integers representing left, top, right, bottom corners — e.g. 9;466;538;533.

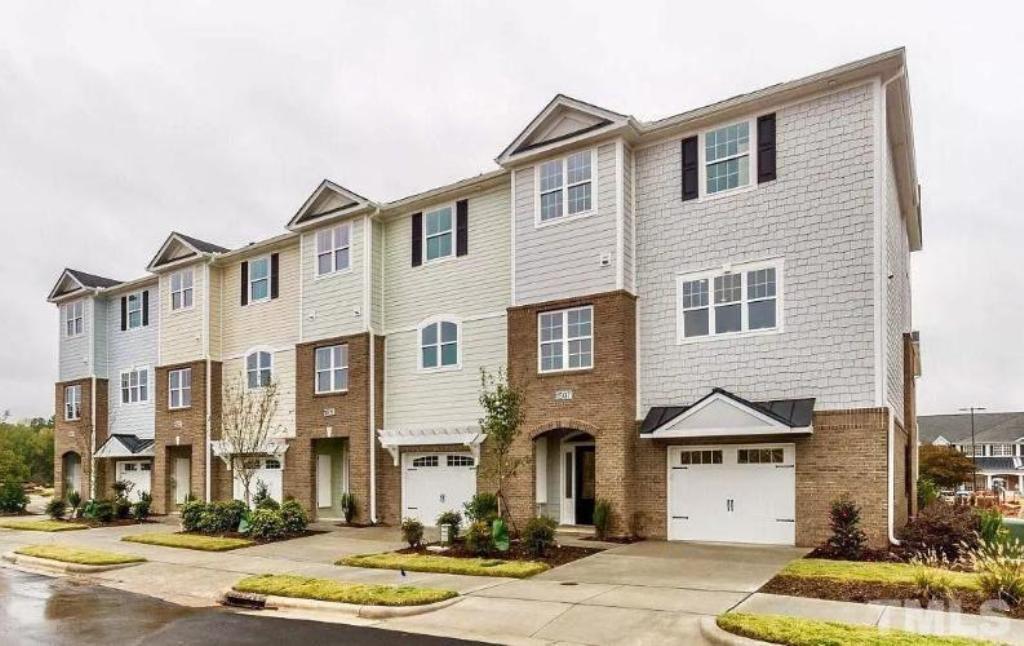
402;452;476;526
668;444;795;545
115;460;152;501
234;457;283;504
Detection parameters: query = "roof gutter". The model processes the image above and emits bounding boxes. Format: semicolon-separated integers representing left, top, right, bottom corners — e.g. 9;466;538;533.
367;206;381;524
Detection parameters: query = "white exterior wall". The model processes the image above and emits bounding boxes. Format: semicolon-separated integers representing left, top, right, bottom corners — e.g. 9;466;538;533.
58;297;94;381
513;141;619;304
383;182;510;429
93;297;108;378
636;83;878;410
300;216;366;342
884;146;912;421
159;262;207;365
105;282;159;439
622;144;636;293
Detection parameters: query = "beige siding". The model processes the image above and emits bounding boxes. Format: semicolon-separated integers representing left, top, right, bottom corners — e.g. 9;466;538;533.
371;218;385;332
208;264;222;359
159;262;207;365
300;216;366;342
221;350;296;438
220;242;301;359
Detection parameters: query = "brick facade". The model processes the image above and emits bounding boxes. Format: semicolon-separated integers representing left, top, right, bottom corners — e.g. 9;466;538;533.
502;290;637;535
53;378;107;500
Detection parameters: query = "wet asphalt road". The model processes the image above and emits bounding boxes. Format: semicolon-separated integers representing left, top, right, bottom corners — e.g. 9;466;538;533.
0;568;487;645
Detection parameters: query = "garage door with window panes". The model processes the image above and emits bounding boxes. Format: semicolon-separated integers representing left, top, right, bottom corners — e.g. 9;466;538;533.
402;452;476;526
669;444;795;545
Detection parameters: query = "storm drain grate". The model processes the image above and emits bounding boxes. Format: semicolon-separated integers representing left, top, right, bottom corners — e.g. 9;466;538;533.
222;591;267;610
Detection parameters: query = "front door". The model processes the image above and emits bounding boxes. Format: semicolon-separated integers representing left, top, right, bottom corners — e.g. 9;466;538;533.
574;446;596;525
173;457;190;505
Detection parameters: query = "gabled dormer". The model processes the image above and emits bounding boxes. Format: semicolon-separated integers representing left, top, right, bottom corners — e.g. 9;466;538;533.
146;232;228;273
48;268;122;382
286;179;376;231
47;268;121;303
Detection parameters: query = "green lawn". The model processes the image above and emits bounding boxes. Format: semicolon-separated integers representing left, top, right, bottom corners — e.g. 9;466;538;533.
0;519;89;532
234;574;457;607
122;532;254;552
16;544;145;566
338;552;550;578
781;559;980;591
718;613;996;646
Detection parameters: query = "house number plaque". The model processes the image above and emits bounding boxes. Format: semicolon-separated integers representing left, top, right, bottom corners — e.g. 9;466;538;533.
554;389;573;401
323;407;336;417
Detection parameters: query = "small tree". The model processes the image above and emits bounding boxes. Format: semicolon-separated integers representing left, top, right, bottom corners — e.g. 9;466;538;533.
825;495;868;560
919;445;976;489
478;368;525;525
220;375;282;508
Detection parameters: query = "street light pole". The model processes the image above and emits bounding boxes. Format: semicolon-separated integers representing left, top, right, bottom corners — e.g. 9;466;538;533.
959;406;986;493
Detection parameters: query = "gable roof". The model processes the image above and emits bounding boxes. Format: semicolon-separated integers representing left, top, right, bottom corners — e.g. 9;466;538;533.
47;268;122;302
147;232;228;271
919;412;1024;445
94;434;155;458
496;94;638;166
286;179;375;230
640;388;815;438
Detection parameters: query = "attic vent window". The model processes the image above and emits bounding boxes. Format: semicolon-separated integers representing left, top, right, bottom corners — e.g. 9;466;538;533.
537;149;594;224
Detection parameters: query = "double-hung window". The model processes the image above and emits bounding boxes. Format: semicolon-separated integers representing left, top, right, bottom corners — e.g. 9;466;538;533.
538;150;594;223
315;344;349;393
126;293;143;329
420;320;459;369
246;351;272;388
678;261;781;341
538;306;593;372
63;300;84;337
249;257;270;302
170;269;194;311
168;367;191;409
991;444;1014;457
316;224;351;276
64;385;81;420
121;369;149;404
704;121;751;195
424;206;453;261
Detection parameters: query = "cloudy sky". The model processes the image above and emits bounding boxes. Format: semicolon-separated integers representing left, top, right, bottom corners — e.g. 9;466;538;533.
1;1;1020;419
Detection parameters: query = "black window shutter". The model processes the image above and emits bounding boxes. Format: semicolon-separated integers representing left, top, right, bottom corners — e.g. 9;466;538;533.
456;199;468;257
120;296;127;331
680;136;699;201
240;261;249;306
411;212;423;267
270;253;280;299
142;290;149;326
757;113;777;183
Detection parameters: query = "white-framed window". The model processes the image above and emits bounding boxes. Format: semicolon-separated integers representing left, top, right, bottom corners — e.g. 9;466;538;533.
249;257;270;303
315;344;349;393
123;463;137;472
126;292;144;329
737;448;784;464
170;269;194;311
678;449;723;465
419;318;460;370
677;260;782;342
64;385;81;420
447;455;475;467
536;149;595;224
246;351;272;389
411;455;439;468
960;444;986;457
264;458;281;470
63;300;84;337
538;306;593;373
141;462;151;471
120;368;149;404
990;444;1014;457
424;205;454;262
168;367;192;409
702;119;754;196
316;223;351;276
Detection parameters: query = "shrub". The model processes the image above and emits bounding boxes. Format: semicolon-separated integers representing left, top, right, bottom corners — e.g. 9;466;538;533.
252;481;277;510
463;493;498;523
45;498;67;520
593;499;613;540
970;539;1024;606
978;508;1006;545
181;500;206;532
899;502;979;561
280;500;308;534
492;518;509;552
132;492;152;521
114;499;132;520
909;550;955;601
523;516;557;556
67;491;82;518
436;510;463;539
917;477;940;509
341;492;357;524
197;500;248;534
92;500;115;524
401;517;425;548
248;508;287;541
823;496;867;560
464;520;492;555
0;481;29;513
111;479;134;501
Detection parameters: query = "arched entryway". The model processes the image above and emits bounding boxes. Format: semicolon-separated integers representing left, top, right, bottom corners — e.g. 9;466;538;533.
62;451;82;497
533;427;596;526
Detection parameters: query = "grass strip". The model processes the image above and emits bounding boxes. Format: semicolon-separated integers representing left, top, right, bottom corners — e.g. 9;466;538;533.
122;532;253;552
718;613;996;646
16;544;145;566
338;552;549;578
234;574;457;607
782;559;980;591
0;519;89;532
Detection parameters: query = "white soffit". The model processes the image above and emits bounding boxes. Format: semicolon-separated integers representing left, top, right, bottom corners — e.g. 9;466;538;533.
641;393;812;439
377;427;486;466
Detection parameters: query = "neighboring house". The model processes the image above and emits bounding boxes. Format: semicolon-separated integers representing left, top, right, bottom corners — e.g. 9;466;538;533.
919;412;1024;493
46;48;921;548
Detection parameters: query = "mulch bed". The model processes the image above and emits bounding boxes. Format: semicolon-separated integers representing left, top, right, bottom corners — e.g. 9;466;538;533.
334;522;375;529
399;540;603;568
187;529;326;544
761;574;1024;619
579;535;644;545
76;518;158;528
805;546;904;562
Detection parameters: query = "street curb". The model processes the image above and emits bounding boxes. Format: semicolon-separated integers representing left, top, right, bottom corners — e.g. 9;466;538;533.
2;551;144;574
228;590;463;618
700;617;771;646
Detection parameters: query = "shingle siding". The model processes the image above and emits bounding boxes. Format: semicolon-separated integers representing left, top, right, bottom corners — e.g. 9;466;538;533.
622;144;635;293
513;142;618;305
636;83;878;410
885;148;911;421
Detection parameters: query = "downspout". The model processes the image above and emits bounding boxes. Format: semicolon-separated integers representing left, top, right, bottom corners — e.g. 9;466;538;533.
203;260;213;502
90;376;97;499
367;207;380;524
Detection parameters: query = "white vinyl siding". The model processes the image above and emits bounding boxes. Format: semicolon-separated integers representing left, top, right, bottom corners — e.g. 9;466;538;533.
301;221;364;342
105;283;158;439
676;261;782;342
126;292;144;329
58;297;92;381
884;149;912;421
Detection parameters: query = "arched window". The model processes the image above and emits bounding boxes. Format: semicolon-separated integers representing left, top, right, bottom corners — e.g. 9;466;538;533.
246;350;272;388
419;317;460;370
